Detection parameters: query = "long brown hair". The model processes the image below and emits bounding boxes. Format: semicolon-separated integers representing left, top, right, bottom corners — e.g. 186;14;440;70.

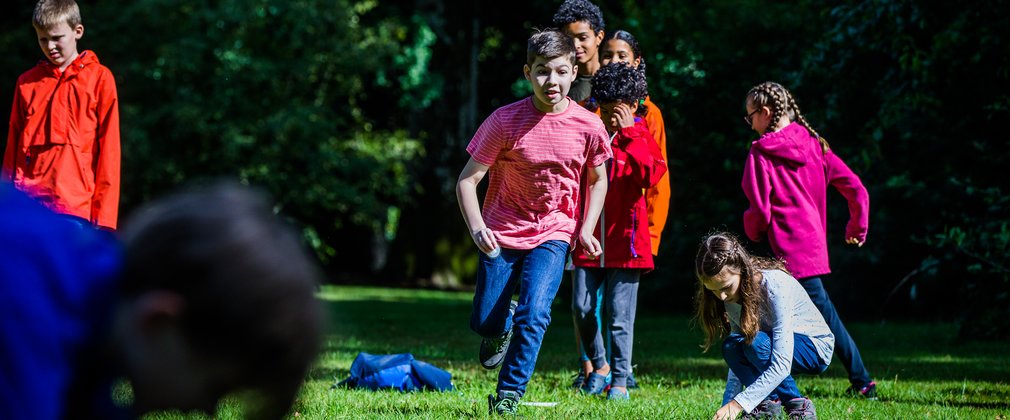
693;232;786;352
746;81;831;154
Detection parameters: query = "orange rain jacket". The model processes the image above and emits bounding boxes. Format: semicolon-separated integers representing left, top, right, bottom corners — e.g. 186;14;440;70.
3;50;120;229
642;97;670;256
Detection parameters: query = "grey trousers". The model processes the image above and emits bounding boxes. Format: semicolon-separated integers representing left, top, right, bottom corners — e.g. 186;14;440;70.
571;267;640;387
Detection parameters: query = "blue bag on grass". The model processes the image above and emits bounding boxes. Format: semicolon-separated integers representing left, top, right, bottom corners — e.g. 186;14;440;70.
336;352;453;392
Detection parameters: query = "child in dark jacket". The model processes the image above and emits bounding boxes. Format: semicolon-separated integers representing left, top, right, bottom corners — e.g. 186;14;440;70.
570;62;666;400
0;182;324;419
741;81;876;400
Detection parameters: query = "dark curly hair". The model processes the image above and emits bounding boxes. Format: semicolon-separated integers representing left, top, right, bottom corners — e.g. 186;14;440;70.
552;0;605;33
591;62;648;115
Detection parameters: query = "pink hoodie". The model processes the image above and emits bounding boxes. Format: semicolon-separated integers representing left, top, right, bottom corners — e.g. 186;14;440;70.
741;122;869;279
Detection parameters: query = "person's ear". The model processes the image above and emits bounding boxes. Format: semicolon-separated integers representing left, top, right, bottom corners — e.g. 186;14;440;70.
74;24;84;39
595;30;605;44
132;291;185;332
523;64;531;81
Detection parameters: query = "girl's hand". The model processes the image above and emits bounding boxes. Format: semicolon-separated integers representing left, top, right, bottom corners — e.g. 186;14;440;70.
614;103;636;129
471;227;498;254
712;400;743;420
579;229;602;259
845;237;865;247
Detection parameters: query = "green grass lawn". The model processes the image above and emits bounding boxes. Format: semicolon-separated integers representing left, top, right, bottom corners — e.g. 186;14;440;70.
149;285;1010;419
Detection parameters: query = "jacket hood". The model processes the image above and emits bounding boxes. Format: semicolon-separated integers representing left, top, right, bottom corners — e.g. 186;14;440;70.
751;122;816;167
37;50;100;73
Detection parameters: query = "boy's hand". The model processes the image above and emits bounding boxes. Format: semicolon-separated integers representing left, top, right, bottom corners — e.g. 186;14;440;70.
471;227;499;254
579;229;602;259
614;103;636;129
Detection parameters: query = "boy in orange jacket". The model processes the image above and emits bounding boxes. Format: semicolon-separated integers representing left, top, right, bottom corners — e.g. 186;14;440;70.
3;0;120;230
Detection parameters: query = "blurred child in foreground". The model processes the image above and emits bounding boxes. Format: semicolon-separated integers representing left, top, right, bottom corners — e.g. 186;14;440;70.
0;182;324;419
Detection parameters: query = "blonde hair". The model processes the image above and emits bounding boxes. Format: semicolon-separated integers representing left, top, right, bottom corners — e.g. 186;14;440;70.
32;0;81;30
746;81;831;154
693;232;786;352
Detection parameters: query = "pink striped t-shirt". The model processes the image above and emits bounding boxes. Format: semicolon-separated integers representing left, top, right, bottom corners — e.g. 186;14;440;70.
466;97;612;250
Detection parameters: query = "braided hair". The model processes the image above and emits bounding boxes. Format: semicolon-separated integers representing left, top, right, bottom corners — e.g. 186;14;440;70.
693;232;786;352
746;81;831;153
603;29;647;75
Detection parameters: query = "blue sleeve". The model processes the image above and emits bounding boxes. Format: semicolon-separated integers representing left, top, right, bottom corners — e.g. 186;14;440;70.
0;187;122;419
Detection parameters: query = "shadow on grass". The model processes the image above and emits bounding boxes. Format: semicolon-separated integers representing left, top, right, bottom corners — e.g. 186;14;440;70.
318;292;1010;385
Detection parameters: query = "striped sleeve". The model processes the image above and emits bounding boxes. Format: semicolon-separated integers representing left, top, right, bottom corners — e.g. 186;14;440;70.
586;125;613;167
466;111;506;166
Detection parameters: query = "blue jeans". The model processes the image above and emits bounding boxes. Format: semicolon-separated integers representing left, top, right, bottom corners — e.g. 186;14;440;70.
799;276;872;387
470;240;569;397
722;332;827;403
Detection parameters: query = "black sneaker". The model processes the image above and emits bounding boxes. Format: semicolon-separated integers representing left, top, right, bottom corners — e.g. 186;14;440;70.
626;372;639;389
488;390;520;416
784;397;817;419
743;399;782;419
479;300;517;369
570;371;587;390
846;381;877;400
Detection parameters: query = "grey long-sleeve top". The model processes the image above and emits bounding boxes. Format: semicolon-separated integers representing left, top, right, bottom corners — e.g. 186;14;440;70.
722;269;835;413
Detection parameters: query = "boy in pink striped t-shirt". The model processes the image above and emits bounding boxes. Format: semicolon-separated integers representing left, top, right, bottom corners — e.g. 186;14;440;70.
456;29;612;415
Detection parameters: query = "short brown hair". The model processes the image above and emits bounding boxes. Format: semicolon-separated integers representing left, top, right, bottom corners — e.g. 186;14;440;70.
526;28;577;67
32;0;81;29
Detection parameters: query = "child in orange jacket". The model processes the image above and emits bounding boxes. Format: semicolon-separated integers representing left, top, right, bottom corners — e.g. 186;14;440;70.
3;0;120;230
599;30;671;256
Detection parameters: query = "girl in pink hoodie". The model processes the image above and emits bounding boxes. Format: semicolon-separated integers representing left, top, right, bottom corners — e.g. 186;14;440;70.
741;81;877;400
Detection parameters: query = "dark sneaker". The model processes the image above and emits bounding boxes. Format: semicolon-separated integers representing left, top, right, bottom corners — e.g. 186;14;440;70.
488;390;520;416
479;300;517;369
626;372;639;389
579;371;611;395
846;381;877;400
743;399;782;419
570;371;587;390
784;397;817;419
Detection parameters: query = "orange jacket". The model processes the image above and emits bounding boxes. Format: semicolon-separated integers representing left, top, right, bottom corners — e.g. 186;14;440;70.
3;51;120;229
642;97;670;255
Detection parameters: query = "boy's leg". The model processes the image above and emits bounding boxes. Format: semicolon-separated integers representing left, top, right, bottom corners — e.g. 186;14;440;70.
572;267;607;370
470;250;521;339
605;269;640;388
496;240;569;396
799;276;872;387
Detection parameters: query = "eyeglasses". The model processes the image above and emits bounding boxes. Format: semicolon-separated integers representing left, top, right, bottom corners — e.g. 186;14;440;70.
743;109;760;126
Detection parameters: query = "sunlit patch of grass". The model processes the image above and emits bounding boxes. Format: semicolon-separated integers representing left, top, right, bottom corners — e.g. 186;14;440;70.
141;285;1010;419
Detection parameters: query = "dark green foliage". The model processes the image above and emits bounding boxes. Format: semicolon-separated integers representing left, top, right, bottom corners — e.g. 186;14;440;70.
801;0;1010;338
2;1;1007;337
